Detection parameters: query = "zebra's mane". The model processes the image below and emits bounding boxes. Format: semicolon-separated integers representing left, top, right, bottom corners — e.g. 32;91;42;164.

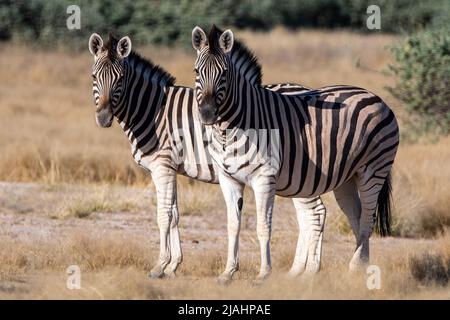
207;25;262;86
105;33;176;86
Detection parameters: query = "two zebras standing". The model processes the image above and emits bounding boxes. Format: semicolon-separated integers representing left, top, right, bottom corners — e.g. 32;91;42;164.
88;24;399;283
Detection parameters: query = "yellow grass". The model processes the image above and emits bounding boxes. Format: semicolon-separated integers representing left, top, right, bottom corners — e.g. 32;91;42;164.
0;28;402;185
0;29;449;299
1;228;449;299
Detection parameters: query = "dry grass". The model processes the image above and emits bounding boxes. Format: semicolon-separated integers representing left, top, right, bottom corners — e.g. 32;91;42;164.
58;186;140;219
409;231;450;287
0;181;448;299
0;233;152;281
0;182;151;219
0;29;401;185
0;29;449;299
1;29;447;237
391;136;450;237
239;29;398;100
0;229;449;299
171;179;224;216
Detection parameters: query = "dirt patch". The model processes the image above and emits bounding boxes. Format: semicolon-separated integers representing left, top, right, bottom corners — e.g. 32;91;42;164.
0;182;448;299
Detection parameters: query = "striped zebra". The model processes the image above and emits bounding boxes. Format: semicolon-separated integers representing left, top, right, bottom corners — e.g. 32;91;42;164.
88;33;325;279
191;25;399;283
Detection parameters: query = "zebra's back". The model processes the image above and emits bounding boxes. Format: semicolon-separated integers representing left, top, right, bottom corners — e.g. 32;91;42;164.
274;85;399;197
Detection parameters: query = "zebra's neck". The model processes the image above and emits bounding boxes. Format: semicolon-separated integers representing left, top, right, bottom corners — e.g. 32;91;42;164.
113;53;175;161
216;57;259;132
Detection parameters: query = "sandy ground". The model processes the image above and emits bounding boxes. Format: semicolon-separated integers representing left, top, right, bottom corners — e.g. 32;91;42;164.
0;181;448;299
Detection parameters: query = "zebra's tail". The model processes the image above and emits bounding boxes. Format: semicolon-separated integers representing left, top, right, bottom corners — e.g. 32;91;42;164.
375;172;392;237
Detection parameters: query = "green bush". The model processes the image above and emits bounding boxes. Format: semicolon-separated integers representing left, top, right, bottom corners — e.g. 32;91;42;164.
346;0;450;33
0;0;449;48
387;29;450;136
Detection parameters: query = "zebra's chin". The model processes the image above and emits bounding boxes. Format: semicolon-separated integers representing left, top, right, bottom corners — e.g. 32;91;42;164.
95;109;114;128
199;108;219;125
200;117;218;126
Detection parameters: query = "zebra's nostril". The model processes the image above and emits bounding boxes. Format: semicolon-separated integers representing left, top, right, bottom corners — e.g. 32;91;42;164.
199;103;217;125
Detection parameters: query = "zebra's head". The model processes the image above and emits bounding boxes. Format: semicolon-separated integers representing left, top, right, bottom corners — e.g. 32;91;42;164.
88;33;132;128
192;26;234;125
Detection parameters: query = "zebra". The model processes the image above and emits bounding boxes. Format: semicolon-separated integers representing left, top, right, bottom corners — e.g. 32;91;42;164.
191;25;399;283
88;32;326;279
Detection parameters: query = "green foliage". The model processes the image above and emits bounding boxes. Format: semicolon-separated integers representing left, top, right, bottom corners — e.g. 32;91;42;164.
346;0;450;33
388;29;450;136
0;0;449;48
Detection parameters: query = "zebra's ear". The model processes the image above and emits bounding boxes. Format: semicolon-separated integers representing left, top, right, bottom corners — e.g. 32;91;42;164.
219;29;234;54
192;26;207;52
89;33;103;56
117;36;132;59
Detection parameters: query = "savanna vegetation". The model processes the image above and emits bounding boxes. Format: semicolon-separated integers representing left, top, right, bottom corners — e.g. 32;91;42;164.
0;1;449;299
1;0;449;47
388;28;450;137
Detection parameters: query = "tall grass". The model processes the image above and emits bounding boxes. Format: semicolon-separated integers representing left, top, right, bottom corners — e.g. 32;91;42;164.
1;230;449;299
0;29;448;237
0;29;399;184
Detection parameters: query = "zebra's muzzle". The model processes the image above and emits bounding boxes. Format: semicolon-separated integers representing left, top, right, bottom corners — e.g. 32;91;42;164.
95;106;113;128
199;100;218;125
95;95;114;127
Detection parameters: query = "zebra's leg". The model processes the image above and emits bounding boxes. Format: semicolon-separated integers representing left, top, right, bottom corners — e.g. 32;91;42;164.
333;178;361;241
349;169;386;271
164;198;182;278
217;172;244;285
149;167;176;279
252;176;276;282
288;197;326;277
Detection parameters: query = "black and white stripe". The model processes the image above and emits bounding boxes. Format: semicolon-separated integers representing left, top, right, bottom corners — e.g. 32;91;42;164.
192;26;399;281
89;33;323;279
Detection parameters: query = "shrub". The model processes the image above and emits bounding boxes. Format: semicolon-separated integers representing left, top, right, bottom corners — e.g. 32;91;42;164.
409;253;449;286
388;29;450;137
0;0;449;48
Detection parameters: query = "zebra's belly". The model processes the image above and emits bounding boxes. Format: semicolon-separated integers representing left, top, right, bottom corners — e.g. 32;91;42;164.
274;178;344;198
209;143;362;198
209;141;357;195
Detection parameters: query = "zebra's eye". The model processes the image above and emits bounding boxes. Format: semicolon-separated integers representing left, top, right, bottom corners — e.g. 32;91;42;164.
193;68;199;74
92;74;97;80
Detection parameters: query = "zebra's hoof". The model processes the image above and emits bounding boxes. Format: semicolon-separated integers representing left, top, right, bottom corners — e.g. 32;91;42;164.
252;271;270;286
148;270;165;279
305;262;321;274
287;270;303;278
163;271;177;279
349;256;369;273
287;265;306;278
217;276;232;286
